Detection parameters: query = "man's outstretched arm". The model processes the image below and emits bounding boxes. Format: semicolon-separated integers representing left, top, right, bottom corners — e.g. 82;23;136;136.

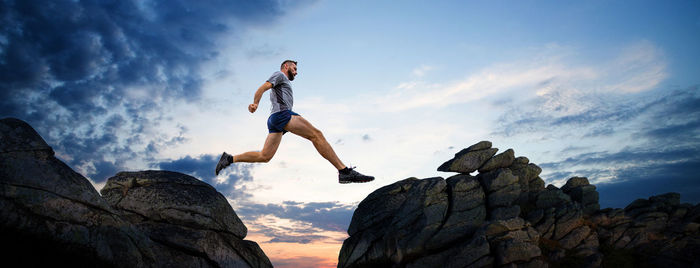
248;82;273;113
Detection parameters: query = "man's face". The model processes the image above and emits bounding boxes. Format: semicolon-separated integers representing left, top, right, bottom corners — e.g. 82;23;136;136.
285;63;297;81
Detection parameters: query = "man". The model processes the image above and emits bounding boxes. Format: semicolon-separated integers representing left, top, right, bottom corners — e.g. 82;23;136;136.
215;60;374;184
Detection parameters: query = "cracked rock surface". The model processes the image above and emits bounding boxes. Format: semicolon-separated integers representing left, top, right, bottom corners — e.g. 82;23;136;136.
338;141;700;268
0;118;271;268
101;170;270;268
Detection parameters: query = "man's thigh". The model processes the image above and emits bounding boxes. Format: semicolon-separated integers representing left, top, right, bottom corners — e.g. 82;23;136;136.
261;132;283;156
284;115;318;140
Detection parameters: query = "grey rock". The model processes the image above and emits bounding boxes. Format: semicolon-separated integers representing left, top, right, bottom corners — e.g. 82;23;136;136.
559;226;591;249
510;163;542;183
491;206;521;220
649;192;681;207
101;171;271;268
339;142;700;268
561;177;590;193
1;118;271;268
536;188;572;209
1;118;156;267
340;177;449;267
0;117;53;153
483;218;527;239
563;182;600;215
438;141;498;173
488;184;521;208
494;239;541;265
446;174;484;211
514;156;529;165
101;170;247;238
478;168;519;192
479;148;515;173
408;234;491;268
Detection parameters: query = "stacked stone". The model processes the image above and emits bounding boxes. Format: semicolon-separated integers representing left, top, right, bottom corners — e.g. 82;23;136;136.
592;193;700;266
338;140;698;268
439;141;546;267
339;141;607;268
561;177;600;215
340;141;548;267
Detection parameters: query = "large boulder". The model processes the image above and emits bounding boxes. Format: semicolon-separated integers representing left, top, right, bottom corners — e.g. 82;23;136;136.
338;175;543;268
0;118;157;267
0;118;272;268
101;171;271;267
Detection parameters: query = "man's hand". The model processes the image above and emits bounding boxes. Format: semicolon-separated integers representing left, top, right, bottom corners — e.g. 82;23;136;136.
248;103;258;113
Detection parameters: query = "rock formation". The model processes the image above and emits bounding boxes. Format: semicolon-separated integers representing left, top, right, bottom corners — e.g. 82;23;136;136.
0;118;271;268
339;141;700;268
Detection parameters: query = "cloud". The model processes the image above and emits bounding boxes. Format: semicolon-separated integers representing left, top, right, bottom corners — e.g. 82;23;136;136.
497;85;699;139
411;65;434;77
238;201;355;233
381;41;666;113
596;159;700;209
0;0;313;182
362;134;371;142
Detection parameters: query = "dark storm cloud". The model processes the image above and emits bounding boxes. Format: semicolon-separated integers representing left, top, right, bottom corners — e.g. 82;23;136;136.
596;160;700;209
0;0;313;182
156;154;255;199
540;144;700;208
510;86;700;209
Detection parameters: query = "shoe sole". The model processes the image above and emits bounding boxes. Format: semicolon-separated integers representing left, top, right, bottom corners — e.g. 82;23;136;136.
215;153;229;175
339;177;374;184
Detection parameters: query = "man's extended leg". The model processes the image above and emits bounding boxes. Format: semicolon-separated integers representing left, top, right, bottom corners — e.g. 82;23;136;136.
233;132;283;163
216;132;283;175
284;115;373;183
284;115;345;169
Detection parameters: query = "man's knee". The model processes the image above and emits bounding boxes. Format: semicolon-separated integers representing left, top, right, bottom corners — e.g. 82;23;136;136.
310;128;325;142
260;154;273;163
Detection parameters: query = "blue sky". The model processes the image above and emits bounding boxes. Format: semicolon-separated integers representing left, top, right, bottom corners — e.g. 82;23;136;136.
2;1;699;267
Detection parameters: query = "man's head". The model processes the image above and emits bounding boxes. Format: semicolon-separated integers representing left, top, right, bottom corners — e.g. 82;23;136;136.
280;60;297;81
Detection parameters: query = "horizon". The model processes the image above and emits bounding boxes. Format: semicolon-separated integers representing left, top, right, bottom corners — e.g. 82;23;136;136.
2;1;699;267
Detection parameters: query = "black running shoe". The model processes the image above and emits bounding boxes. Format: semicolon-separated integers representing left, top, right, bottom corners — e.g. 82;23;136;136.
339;167;374;184
215;152;233;175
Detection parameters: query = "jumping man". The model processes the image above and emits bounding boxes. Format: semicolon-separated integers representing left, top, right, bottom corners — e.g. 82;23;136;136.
215;60;375;184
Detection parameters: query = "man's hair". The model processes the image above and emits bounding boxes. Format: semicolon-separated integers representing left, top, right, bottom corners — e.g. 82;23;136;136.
281;60;297;69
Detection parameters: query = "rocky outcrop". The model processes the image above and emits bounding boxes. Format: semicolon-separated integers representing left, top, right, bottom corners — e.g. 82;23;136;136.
101;170;271;267
0;118;271;267
339;141;700;268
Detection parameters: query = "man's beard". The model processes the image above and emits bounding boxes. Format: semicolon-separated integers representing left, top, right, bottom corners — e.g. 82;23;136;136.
287;70;295;81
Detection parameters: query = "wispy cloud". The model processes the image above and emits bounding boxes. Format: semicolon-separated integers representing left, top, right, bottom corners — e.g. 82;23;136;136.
380;41;666;113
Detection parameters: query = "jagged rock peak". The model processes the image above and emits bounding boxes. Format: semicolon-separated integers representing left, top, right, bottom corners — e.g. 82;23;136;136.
0;117;53;154
340;141;700;268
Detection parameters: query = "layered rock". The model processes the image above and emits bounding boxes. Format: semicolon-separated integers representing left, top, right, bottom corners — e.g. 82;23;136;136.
339;141;700;268
0;118;271;267
592;193;700;267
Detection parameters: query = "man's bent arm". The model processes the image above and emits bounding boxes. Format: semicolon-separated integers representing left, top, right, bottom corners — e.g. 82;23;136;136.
253;82;272;105
248;82;273;113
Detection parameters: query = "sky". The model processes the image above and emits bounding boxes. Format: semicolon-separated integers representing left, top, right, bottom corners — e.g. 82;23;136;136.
1;1;699;267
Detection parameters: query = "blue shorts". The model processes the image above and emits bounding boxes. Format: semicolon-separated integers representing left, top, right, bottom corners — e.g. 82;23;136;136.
267;110;299;134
